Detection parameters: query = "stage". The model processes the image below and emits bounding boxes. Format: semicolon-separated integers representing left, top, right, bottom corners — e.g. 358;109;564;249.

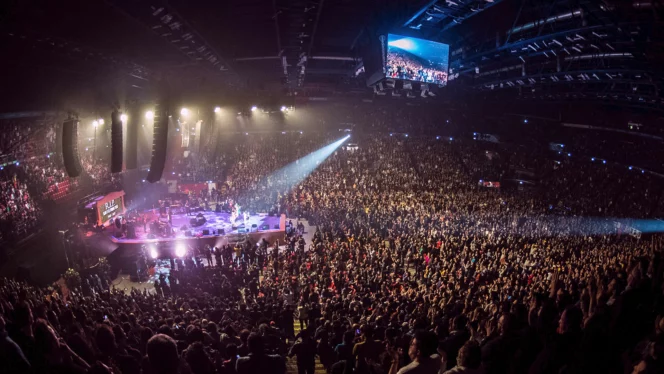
105;210;286;246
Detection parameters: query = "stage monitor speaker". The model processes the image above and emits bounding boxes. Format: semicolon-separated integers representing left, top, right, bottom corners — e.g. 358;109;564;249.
215;205;221;213
125;102;138;170
261;224;270;231
218;229;225;235
62;119;83;177
202;229;210;235
274;224;280;229
147;81;170;183
111;110;123;173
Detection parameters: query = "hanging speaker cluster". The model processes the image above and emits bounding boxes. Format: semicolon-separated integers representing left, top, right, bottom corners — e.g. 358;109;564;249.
61;119;82;177
125;102;139;170
147;85;170;183
111;110;123;173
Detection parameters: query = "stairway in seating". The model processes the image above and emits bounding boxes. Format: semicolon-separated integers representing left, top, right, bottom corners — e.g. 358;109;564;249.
286;320;327;374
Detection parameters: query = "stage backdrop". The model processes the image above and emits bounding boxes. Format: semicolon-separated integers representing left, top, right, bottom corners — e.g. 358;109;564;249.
97;191;126;225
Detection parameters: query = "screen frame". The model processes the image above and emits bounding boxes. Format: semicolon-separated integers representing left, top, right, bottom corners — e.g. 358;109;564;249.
384;33;450;87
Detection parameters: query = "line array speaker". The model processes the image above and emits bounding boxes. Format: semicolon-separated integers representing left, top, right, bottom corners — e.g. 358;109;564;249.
62;119;82;177
111;110;123;173
125;102;138;170
147;85;170;183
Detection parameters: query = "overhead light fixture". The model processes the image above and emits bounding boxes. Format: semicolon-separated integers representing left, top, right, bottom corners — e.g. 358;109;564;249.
251;106;258;112
120;114;128;122
145;111;154;119
98;119;105;125
214;107;221;113
181;108;189;115
92;120;99;128
280;106;287;112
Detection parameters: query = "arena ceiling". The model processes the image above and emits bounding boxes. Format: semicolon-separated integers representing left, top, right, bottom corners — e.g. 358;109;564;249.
0;0;663;111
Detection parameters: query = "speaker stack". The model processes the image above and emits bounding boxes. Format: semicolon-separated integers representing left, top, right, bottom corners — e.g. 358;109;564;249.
147;81;170;183
62;119;83;177
125;101;138;170
111;110;123;173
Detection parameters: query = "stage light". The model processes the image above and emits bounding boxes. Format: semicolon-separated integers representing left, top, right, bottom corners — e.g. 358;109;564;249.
642;170;645;174
120;114;128;122
251;106;257;112
145;111;154;119
405;134;408;137
567;153;571;157
175;244;186;258
280;106;287;112
214;107;221;113
520;181;524;185
436;136;440;140
98;119;105;125
93;120;99;128
629;166;633;170
300;131;303;134
591;157;595;161
524;119;528;123
603;160;607;164
150;247;158;259
181;108;189;116
449;137;453;141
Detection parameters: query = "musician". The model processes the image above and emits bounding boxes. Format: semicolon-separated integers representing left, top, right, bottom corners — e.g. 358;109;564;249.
185;200;191;216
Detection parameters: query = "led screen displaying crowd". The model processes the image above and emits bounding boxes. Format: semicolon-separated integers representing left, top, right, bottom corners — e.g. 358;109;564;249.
386;35;449;86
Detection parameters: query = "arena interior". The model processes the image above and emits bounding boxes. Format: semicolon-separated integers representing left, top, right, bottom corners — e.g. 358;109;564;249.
1;1;664;374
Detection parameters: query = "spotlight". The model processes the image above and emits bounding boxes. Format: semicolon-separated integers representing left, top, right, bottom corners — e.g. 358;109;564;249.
251;106;257;112
591;157;595;161
300;131;303;134
175;244;186;258
145;111;154;119
603;160;606;164
524;119;528;123
150;247;158;259
280;106;287;112
92;120;99;128
98;119;105;125
520;181;524;185
567;153;571;157
449;137;453;141
629;166;633;170
405;134;408;137
214;107;221;113
181;108;189;116
436;136;440;140
120;114;128;122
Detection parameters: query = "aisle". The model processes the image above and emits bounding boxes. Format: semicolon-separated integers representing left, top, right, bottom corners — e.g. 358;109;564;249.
286;319;327;374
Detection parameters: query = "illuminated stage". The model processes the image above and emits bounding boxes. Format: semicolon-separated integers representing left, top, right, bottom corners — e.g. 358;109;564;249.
105;210;286;246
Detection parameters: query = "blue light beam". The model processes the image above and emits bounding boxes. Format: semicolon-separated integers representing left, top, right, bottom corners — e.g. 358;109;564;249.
245;135;350;201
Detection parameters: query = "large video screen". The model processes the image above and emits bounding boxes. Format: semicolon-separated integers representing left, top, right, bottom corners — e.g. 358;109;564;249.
386;34;449;86
99;196;123;224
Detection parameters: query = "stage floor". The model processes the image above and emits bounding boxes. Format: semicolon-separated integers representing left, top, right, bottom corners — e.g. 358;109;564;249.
107;210;282;244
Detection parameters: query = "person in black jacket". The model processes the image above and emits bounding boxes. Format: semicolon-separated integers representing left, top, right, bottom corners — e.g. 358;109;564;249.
236;333;285;374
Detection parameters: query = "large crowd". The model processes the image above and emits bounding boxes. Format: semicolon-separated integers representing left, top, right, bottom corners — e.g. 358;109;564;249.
386;52;448;86
1;124;664;374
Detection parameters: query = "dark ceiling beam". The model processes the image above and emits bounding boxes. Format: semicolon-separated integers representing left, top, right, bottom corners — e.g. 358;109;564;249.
307;0;325;57
451;22;652;69
403;0;439;27
272;0;283;54
435;0;507;35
